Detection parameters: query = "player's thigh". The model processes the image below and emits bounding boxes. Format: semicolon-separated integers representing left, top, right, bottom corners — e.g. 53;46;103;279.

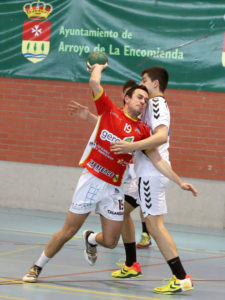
62;211;89;237
100;215;123;246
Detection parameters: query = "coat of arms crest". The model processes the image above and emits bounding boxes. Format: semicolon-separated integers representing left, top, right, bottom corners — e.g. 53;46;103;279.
22;0;53;63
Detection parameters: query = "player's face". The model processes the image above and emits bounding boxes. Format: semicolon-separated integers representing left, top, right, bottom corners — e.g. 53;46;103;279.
125;89;148;118
141;73;157;94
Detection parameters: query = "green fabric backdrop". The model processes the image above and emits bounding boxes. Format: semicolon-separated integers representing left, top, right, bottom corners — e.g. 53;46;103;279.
0;0;225;91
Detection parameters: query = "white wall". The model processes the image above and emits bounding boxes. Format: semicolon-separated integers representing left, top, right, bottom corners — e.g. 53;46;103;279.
0;161;224;229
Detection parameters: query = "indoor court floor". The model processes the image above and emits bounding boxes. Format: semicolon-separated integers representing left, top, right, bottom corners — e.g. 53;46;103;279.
0;207;224;300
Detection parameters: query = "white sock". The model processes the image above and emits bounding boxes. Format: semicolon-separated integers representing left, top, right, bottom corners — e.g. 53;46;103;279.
35;251;50;268
88;233;98;246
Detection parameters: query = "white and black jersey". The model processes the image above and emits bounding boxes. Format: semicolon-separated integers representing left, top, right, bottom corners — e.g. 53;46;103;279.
134;96;170;177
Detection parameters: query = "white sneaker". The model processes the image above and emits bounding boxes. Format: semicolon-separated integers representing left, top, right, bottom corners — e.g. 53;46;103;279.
22;265;42;283
83;230;97;266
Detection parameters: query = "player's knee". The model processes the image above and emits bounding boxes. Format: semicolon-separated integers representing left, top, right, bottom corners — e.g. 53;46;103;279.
104;238;119;249
107;241;118;249
148;223;166;239
63;227;77;240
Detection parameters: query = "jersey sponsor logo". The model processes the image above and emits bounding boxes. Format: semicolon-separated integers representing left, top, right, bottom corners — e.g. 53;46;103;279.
100;129;121;143
123;136;134;142
89;141;97;149
89;142;114;160
124;123;132;133
117;159;129;167
107;210;124;216
71;202;93;210
113;174;120;182
87;160;114;177
123;136;134;155
135;127;141;134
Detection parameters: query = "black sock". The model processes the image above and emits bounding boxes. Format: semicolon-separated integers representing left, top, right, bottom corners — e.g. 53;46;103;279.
167;256;187;280
142;222;148;234
124;242;136;267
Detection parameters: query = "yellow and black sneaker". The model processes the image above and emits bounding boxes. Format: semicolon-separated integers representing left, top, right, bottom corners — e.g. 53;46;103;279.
154;274;194;295
136;233;152;249
111;261;143;279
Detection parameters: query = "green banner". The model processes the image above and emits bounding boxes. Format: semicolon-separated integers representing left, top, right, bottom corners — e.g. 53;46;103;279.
0;0;225;91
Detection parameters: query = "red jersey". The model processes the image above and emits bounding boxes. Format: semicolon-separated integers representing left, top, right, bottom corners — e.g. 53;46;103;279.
79;90;150;186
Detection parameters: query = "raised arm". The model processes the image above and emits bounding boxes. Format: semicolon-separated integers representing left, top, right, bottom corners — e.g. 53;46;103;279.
147;149;198;196
89;63;107;98
67;63;108;122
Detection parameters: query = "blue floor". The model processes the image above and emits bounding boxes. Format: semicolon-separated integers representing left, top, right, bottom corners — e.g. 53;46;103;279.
0;207;225;300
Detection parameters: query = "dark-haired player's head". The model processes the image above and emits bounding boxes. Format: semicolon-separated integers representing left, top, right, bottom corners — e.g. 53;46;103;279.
141;66;169;95
123;80;137;94
122;80;137;104
124;85;149;98
123;85;149;119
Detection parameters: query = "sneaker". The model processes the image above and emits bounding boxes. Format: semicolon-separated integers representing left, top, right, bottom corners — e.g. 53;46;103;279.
136;232;152;249
154;274;194;294
111;261;143;278
22;265;42;283
83;230;97;266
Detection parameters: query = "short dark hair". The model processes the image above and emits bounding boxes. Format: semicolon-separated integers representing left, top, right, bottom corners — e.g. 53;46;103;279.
141;66;169;92
123;79;137;93
125;85;149;98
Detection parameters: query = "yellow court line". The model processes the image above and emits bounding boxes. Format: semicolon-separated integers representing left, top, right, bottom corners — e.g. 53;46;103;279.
0;297;28;300
0;279;160;300
0;228;81;240
0;278;21;283
0;246;42;257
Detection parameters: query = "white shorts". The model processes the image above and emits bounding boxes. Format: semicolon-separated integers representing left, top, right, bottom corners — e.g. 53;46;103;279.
124;178;140;204
69;169;124;221
138;175;169;217
123;164;139;205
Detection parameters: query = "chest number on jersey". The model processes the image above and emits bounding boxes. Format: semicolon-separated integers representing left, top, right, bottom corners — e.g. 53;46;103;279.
124;123;132;133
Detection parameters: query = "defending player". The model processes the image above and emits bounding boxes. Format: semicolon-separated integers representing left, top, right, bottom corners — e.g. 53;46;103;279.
111;66;196;295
